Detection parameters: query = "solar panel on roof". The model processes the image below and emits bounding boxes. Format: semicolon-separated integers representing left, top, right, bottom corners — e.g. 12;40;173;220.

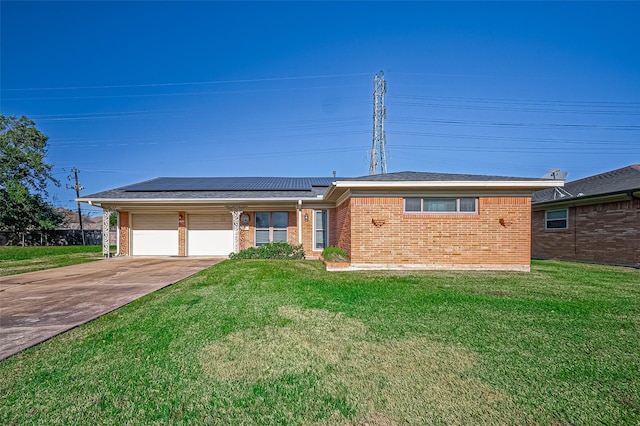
123;177;340;192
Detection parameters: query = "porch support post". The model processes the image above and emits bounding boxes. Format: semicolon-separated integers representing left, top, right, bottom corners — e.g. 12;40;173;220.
102;208;111;257
231;209;243;253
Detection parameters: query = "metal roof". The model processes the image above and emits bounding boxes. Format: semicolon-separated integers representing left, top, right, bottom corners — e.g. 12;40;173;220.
532;165;640;205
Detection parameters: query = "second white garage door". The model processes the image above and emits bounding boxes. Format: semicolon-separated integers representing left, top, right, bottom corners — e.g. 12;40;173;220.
187;214;234;256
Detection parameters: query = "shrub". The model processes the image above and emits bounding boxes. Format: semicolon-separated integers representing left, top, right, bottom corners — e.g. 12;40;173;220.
321;246;349;263
230;242;305;260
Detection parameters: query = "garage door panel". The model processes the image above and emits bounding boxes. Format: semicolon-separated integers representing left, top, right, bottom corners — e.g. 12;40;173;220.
188;214;233;256
131;214;178;256
189;214;232;231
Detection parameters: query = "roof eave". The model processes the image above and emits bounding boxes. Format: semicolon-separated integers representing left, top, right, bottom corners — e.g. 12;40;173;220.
78;196;325;208
532;188;640;209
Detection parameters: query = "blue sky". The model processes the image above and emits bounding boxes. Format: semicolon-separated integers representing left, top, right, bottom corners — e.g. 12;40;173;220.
2;1;639;216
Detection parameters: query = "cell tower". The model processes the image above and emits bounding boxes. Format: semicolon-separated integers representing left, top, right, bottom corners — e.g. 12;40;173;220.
369;70;387;175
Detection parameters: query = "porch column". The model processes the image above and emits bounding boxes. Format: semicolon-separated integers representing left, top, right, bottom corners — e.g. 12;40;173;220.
230;209;243;253
102;208;111;257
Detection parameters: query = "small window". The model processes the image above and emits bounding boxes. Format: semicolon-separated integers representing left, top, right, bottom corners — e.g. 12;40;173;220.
404;197;478;213
545;209;568;230
255;212;288;246
424;198;457;212
459;198;477;212
405;198;421;212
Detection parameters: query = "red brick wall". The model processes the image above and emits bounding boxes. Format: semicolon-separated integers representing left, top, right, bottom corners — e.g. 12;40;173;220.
346;196;531;268
178;211;186;256
118;212;129;256
532;199;640;267
335;199;352;257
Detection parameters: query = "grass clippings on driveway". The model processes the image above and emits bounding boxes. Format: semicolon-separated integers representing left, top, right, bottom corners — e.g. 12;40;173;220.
1;260;639;424
0;246;103;276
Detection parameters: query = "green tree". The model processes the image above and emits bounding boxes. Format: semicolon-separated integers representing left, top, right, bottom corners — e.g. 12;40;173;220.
0;115;62;232
109;211;117;227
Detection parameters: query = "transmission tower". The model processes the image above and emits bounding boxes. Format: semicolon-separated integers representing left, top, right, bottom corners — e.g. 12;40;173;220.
369;70;387;175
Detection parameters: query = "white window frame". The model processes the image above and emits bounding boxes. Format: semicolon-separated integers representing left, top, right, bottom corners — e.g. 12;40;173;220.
404;197;478;214
545;209;569;230
313;209;329;250
255;212;288;246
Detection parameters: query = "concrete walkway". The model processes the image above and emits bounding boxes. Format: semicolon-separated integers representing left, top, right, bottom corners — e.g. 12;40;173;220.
0;257;222;361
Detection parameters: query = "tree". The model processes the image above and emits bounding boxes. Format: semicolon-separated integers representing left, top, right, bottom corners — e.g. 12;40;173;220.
0;115;62;232
109;211;117;227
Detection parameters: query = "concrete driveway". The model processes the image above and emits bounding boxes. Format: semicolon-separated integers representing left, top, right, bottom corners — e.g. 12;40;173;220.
0;257;222;361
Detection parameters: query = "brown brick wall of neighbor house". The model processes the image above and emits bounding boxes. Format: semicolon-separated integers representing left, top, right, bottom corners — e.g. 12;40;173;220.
118;212;130;256
346;196;531;269
532;199;640;267
335;199;352;257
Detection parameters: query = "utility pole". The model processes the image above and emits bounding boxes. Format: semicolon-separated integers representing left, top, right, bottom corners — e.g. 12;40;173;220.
370;70;387;175
67;168;85;245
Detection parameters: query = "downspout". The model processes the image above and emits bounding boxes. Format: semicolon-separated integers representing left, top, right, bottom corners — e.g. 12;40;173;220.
628;190;640;201
298;200;303;245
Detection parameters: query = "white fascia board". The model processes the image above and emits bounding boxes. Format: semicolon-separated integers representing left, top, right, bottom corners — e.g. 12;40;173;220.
78;197;321;204
78;197;328;210
332;180;564;189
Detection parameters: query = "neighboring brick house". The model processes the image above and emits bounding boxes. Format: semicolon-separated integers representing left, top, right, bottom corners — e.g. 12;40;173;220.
531;165;640;268
79;171;562;271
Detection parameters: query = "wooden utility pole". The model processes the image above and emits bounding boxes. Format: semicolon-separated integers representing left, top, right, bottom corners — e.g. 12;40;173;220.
67;168;85;245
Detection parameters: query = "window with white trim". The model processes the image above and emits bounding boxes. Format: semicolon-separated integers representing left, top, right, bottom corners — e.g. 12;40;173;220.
404;197;478;213
314;210;329;250
255;212;288;246
545;209;568;230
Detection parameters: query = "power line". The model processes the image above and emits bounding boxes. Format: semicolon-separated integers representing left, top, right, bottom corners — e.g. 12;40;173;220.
1;72;373;92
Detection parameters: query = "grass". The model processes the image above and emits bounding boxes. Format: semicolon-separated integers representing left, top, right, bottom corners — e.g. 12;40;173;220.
0;245;105;276
0;260;639;424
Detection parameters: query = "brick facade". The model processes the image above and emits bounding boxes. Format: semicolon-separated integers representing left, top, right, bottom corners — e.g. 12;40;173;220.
336;196;531;270
118;212;130;256
178;211;186;256
114;196;537;270
335;199;352;257
532;199;640;267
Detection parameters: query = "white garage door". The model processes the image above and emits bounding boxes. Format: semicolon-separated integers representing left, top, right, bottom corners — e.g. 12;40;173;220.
188;214;233;256
131;214;178;256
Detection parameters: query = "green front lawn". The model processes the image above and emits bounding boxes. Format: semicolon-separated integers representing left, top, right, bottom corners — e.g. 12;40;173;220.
1;260;639;424
0;246;104;276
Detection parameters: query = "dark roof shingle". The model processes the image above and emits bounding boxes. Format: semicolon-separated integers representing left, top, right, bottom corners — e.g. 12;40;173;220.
348;171;549;182
532;165;640;204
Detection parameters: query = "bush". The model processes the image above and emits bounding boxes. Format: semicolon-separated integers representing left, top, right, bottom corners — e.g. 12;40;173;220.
321;246;349;263
230;242;305;260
